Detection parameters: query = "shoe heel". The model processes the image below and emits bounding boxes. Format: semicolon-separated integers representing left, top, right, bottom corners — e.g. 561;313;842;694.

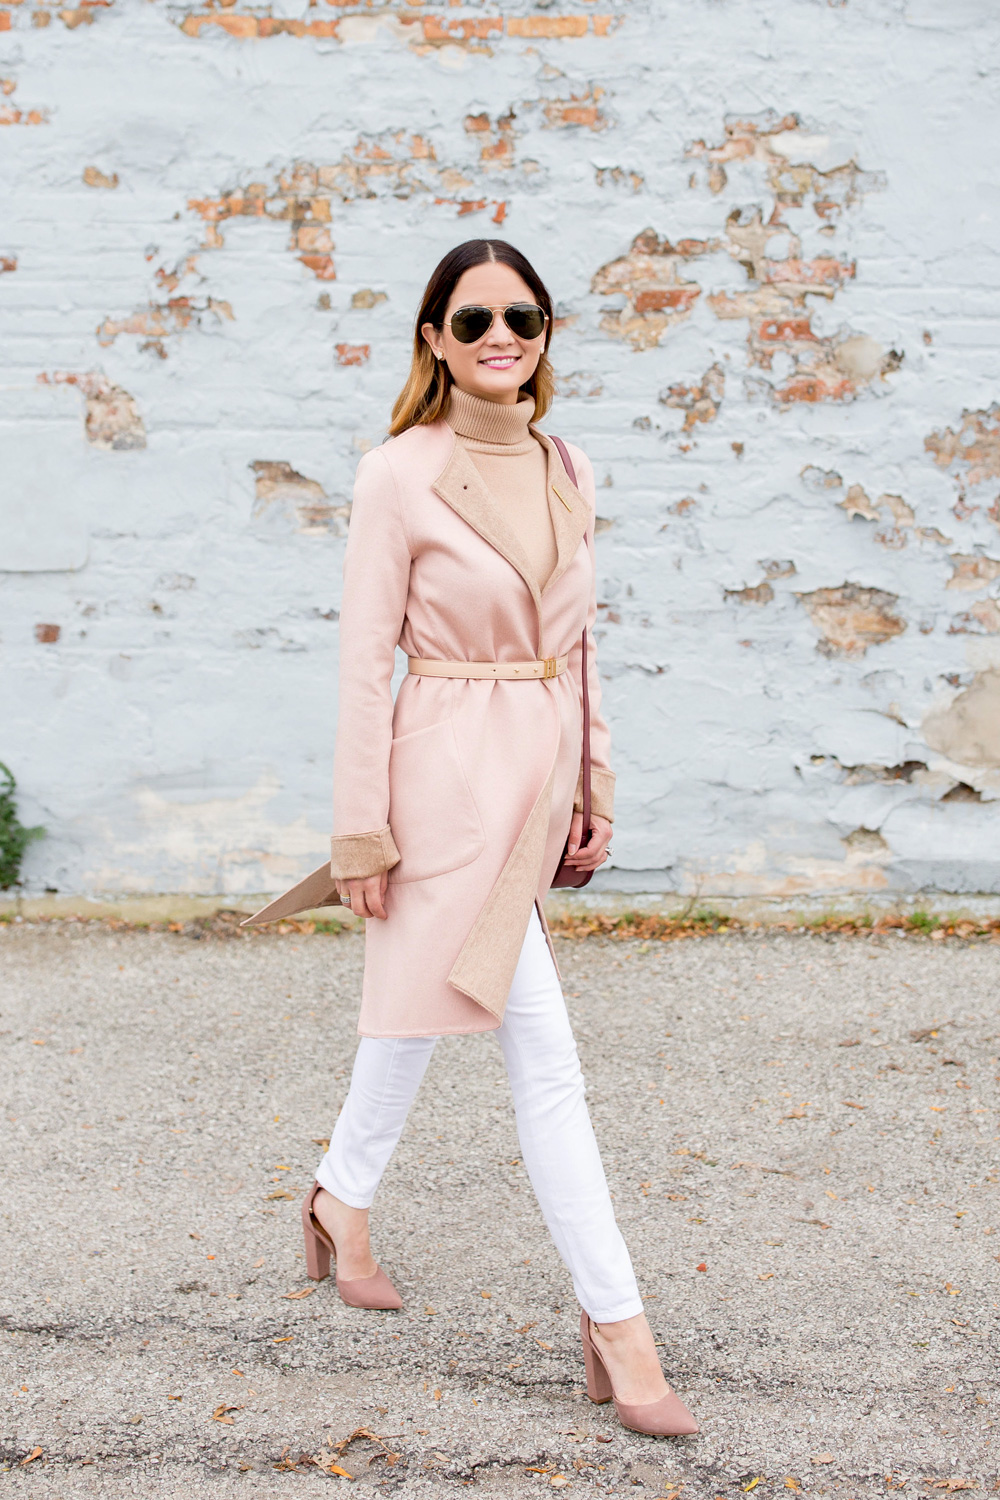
580;1311;613;1404
303;1224;331;1280
302;1188;332;1281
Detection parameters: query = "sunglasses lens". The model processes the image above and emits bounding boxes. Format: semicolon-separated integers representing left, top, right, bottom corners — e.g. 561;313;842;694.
449;306;493;344
504;303;546;340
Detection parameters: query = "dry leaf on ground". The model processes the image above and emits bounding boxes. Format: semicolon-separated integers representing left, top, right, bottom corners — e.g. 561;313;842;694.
20;1447;42;1466
282;1287;314;1300
329;1427;401;1467
211;1404;243;1424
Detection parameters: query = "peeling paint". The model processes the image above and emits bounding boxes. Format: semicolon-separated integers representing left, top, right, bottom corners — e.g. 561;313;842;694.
796;584;906;658
926;406;1000;488
3;1;999;899
924;673;1000;770
0;75;48;124
250;462;350;535
592;228;711;350
36;372;145;449
660;362;724;431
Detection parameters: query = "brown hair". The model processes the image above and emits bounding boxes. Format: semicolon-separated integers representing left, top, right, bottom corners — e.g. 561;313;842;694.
388;238;555;437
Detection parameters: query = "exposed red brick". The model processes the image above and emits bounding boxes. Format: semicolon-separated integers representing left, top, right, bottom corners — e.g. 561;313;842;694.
634;287;699;314
506;15;589;38
419;14;502;43
335;343;370;366
351;288;387;310
83;165;118;189
180;12;259;37
60;5;103;25
594;165;644;192
434;196;506;223
38;371;145;449
946;554;1000;591
299;254;335;279
251;460;350;535
171;5;617;48
34;623;61;643
258;17;339;37
672;113;895;405
0;254;16;273
773;373;854;405
97;296;234;350
725;581;774;606
796;582;905;657
758;317;815;343
464;108;516;167
660;363;725;431
0;78;48;125
592;229;713;350
761;256;855;289
1;0;118;29
554;372;603;399
687;111;882;218
948;601;1000;635
541;87;606;131
925;406;1000;487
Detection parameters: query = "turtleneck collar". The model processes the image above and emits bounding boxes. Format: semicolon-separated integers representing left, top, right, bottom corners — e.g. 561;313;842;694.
445;386;537;452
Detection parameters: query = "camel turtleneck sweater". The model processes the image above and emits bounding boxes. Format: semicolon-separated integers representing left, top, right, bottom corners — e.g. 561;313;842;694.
445;386;557;591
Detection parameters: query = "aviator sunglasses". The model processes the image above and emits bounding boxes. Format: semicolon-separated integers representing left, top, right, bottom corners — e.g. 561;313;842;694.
446;301;549;345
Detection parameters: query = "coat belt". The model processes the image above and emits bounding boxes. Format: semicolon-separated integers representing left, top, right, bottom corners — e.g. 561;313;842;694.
407;655;569;681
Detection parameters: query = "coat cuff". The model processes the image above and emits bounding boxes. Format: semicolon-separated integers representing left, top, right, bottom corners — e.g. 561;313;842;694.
574;765;615;822
329;825;401;880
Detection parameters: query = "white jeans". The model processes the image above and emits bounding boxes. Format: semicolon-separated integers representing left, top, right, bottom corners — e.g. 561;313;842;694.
315;906;643;1323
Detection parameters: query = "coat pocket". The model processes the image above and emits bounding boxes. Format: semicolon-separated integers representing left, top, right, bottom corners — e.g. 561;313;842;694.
387;718;486;884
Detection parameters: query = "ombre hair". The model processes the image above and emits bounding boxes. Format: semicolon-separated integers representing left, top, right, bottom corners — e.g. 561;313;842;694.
389;239;555;437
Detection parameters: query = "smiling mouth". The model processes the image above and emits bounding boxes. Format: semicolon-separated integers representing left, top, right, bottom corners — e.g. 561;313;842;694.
480;355;519;368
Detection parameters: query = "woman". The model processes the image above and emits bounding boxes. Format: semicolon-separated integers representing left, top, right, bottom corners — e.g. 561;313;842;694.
247;239;697;1438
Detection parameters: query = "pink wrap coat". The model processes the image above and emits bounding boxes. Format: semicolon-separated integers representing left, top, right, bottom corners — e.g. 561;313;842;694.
245;416;615;1037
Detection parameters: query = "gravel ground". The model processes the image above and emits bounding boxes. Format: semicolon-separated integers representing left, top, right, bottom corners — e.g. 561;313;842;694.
0;920;997;1498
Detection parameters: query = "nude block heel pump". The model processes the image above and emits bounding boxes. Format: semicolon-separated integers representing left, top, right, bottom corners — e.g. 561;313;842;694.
301;1182;402;1311
302;1197;331;1281
581;1312;614;1403
579;1310;698;1437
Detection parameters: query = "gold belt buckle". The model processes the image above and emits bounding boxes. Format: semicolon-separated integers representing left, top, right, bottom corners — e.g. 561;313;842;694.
541;656;557;679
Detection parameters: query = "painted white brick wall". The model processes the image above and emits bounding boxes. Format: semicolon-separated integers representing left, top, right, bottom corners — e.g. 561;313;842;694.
2;0;999;900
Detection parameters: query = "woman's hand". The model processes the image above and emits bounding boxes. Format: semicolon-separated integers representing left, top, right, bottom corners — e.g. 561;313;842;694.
563;812;613;871
336;872;390;920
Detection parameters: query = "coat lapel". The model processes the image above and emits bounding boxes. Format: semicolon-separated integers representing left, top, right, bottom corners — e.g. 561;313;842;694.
530;428;591;594
431;419;591;606
431;427;542;615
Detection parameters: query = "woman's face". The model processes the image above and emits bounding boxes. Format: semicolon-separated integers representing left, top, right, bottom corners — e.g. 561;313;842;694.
421;262;547;406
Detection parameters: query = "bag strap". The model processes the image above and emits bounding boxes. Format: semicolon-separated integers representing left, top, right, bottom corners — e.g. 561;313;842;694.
549;434;592;841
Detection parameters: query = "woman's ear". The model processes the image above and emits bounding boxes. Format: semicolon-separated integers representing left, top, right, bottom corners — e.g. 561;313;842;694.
420;322;443;360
